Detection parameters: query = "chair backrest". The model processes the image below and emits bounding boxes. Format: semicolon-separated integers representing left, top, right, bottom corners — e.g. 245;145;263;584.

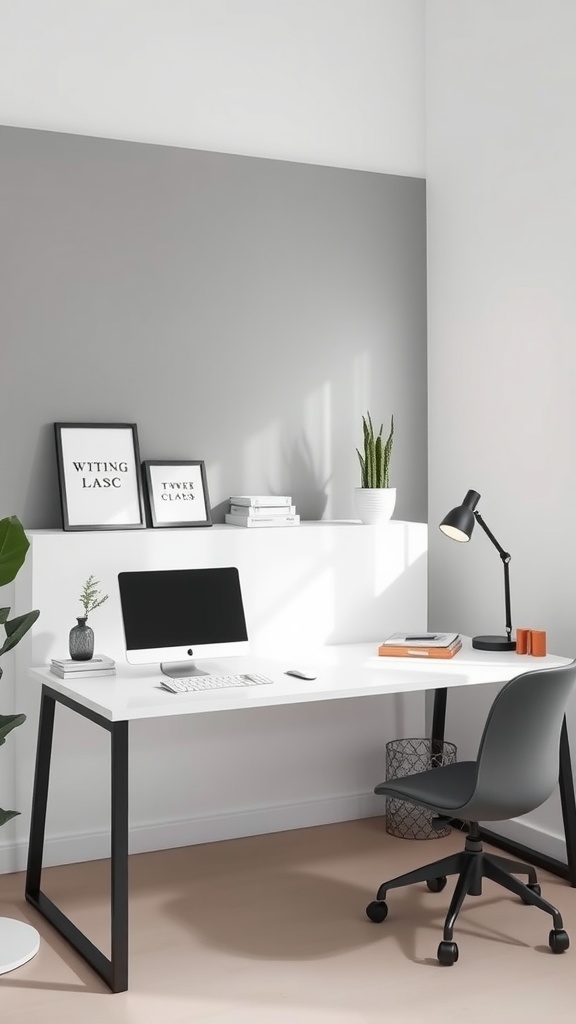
472;660;576;820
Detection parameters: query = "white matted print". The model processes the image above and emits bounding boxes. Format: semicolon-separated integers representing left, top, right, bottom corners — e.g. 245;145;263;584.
143;461;212;527
54;423;146;530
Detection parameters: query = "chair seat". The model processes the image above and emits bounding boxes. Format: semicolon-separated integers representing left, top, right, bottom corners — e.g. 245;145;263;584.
375;761;477;814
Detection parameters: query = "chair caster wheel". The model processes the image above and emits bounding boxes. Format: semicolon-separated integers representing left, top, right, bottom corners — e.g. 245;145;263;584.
549;929;570;954
426;876;447;893
521;882;541;903
437;941;459;966
366;900;388;923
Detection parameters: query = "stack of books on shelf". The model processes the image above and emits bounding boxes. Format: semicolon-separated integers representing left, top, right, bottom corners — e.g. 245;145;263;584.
377;632;462;660
224;495;300;528
50;654;116;679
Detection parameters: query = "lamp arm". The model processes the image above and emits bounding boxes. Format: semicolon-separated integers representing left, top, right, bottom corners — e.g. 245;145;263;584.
474;511;513;642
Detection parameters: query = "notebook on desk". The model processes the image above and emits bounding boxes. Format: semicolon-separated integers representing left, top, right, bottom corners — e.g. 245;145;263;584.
378;632;461;659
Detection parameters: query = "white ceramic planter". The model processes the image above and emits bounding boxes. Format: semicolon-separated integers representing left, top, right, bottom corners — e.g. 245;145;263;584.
354;487;396;525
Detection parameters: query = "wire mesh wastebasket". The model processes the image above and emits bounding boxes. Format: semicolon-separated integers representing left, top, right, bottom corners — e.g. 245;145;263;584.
385;737;457;839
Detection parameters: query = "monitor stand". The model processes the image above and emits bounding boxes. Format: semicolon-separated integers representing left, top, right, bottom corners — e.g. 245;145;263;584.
160;661;210;679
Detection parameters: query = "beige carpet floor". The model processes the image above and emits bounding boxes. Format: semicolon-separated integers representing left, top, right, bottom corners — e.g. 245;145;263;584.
0;818;575;1023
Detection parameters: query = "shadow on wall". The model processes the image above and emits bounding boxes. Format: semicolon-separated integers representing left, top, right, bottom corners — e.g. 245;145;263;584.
283;434;330;522
170;424;331;526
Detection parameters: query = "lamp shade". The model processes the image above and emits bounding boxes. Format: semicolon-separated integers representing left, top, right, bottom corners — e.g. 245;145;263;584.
439;489;480;543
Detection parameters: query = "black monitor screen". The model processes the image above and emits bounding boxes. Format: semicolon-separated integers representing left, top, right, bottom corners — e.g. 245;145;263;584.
118;567;248;651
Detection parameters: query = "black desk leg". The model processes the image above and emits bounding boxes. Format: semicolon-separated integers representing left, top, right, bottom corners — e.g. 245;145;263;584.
26;687;56;896
559;717;576;886
25;685;130;992
110;715;129;991
431;687;447;759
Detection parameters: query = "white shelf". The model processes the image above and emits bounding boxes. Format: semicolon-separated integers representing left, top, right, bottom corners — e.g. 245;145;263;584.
18;520;428;664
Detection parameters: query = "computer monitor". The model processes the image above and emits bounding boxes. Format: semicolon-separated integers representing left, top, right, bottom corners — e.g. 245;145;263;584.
118;566;249;677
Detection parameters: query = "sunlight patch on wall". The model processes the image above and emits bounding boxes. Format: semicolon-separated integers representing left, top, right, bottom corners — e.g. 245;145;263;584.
370;522;428;597
300;381;333;519
251;565;337;657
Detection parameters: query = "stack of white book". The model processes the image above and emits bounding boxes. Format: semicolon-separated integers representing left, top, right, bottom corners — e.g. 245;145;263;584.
50;654;116;679
224;495;300;528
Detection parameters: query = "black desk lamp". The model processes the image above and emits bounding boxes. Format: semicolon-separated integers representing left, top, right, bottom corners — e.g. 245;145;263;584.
439;489;516;652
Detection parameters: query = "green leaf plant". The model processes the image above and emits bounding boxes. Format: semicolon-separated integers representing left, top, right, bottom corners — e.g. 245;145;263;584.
356;412;394;488
0;516;40;826
79;575;108;620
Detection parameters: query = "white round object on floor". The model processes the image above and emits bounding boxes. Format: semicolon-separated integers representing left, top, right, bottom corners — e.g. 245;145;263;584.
0;918;40;974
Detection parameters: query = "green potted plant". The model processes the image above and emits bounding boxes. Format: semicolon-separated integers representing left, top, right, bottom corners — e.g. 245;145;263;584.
69;575;108;661
0;516;40;824
0;514;41;968
354;412;396;524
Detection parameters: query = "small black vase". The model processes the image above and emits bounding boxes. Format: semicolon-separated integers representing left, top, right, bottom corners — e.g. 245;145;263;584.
69;617;94;660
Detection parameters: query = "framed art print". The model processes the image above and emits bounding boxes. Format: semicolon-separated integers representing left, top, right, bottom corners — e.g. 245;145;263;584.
142;461;212;528
54;423;146;531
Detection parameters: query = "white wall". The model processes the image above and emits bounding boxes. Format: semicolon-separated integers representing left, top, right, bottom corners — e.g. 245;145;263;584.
0;0;425;176
426;0;576;859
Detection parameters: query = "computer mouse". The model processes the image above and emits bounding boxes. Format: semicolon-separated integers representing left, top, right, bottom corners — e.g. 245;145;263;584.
285;668;317;680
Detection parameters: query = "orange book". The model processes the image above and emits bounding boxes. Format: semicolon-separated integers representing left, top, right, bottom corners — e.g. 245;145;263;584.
378;640;462;659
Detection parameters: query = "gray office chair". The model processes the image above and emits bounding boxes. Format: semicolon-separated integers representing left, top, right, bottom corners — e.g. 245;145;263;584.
366;661;576;965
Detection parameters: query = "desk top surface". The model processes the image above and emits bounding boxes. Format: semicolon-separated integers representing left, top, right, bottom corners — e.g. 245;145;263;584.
29;638;571;722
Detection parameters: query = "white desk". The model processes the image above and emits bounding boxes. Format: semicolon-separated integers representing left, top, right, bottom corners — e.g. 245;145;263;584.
15;521;429;875
25;639;576;992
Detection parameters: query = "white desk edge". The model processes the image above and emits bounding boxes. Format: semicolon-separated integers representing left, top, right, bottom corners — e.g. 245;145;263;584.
29;637;571;722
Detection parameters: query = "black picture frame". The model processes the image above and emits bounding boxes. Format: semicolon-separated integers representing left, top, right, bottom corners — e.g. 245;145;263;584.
142;460;212;528
54;423;146;531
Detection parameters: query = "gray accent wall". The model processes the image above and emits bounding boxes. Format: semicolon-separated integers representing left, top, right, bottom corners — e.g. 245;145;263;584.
1;126;427;528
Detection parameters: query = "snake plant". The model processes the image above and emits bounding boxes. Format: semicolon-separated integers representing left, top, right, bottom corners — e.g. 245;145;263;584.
356;412;394;488
0;516;40;826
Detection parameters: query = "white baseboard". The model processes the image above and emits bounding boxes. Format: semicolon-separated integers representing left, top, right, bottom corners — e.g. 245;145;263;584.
0;792;384;875
1;799;567;877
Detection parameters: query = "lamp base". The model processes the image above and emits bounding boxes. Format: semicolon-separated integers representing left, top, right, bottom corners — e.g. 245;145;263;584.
472;634;516;652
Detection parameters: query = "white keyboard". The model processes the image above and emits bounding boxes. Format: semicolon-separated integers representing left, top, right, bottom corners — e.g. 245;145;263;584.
159;672;274;694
